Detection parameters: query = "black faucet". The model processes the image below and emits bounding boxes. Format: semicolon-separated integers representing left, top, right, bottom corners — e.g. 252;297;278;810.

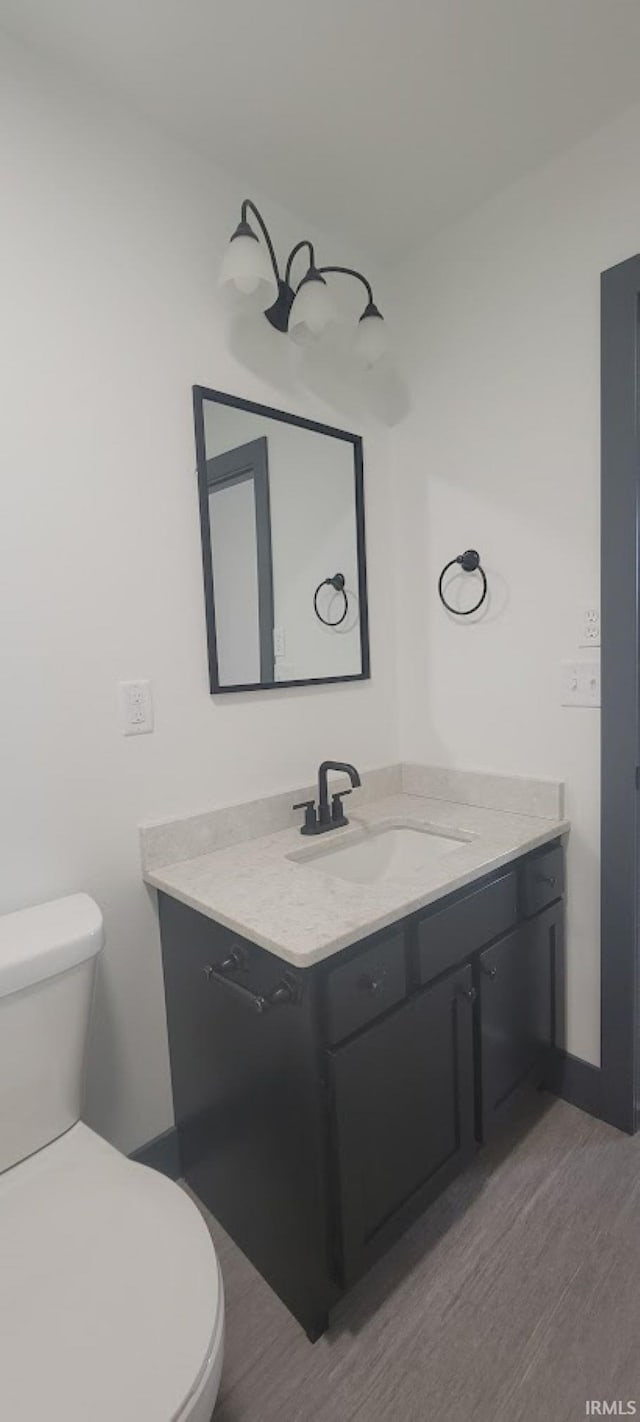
294;760;362;836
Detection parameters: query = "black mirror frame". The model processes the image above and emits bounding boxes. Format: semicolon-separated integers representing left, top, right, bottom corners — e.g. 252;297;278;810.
193;385;371;694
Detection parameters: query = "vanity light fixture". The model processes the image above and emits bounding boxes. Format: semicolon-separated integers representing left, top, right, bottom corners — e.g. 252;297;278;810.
219;199;388;367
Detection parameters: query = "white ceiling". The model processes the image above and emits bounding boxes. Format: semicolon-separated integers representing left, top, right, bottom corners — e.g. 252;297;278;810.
3;0;640;265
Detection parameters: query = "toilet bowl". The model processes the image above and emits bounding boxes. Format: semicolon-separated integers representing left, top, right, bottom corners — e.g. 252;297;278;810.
0;894;224;1421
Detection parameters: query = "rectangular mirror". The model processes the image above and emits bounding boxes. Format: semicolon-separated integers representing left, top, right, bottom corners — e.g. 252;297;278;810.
193;386;370;693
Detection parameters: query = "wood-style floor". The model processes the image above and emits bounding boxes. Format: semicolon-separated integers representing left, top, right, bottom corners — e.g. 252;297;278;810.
189;1096;640;1422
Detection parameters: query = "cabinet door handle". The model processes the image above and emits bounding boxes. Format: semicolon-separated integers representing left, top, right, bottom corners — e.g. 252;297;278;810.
481;964;498;979
535;873;557;887
457;984;477;1003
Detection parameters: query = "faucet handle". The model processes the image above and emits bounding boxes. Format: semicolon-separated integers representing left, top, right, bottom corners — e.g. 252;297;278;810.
331;790;352;825
293;799;318;835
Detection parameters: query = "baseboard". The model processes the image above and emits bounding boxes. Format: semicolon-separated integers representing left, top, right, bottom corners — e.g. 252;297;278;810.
546;1048;603;1121
130;1127;182;1180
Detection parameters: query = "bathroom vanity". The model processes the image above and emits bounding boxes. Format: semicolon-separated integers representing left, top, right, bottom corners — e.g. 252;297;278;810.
144;766;567;1340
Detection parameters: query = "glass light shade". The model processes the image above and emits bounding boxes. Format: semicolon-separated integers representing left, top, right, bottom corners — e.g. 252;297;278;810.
288;273;335;345
219;231;277;306
354;308;387;367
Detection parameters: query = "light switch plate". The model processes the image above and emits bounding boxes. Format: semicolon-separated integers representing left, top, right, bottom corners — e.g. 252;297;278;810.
561;661;600;707
119;679;154;735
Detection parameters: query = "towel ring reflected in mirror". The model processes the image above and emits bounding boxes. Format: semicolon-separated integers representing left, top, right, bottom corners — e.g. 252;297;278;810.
313;573;349;627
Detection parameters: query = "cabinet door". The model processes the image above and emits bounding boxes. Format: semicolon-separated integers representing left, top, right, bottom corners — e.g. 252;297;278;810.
330;963;476;1284
479;904;562;1139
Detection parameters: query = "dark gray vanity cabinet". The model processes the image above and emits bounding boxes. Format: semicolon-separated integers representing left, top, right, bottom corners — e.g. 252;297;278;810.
158;839;565;1340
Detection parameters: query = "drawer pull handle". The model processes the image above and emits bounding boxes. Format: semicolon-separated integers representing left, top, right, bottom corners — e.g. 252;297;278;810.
203;964;297;1012
457;985;477;1003
535;873;557;887
481;964;498;979
358;969;387;995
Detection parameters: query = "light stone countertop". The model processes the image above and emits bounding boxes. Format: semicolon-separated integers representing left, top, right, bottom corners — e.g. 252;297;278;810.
143;788;569;968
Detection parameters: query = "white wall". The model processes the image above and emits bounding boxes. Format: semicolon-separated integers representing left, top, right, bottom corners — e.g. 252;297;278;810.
391;102;640;1067
5;27;634;1148
0;35;396;1153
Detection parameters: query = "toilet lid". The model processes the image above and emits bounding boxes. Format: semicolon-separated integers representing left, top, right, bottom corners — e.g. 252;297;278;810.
0;1124;222;1422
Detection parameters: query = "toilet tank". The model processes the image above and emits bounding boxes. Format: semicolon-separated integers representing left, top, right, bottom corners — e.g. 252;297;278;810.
0;895;104;1174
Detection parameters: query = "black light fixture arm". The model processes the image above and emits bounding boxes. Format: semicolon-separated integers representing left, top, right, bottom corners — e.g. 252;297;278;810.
317;265;375;307
241;199;281;283
239;204;321;296
285;239;317;287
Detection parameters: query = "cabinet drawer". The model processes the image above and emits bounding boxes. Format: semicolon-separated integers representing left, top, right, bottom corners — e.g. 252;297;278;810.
326;932;406;1044
521;844;564;917
416;871;518;985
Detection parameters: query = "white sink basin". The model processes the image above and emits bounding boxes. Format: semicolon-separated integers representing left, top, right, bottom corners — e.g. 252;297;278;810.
290;822;472;886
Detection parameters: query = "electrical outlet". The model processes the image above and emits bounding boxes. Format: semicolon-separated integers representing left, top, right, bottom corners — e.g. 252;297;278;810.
579;606;600;647
273;626;286;658
561;661;600;708
119;680;154;735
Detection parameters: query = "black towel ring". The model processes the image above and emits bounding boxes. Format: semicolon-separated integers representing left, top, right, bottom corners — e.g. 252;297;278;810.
438;549;488;616
313;572;349;627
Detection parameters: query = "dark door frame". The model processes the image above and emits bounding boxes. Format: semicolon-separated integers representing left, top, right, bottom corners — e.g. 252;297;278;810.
600;254;640;1133
205;436;275;687
549;256;640;1133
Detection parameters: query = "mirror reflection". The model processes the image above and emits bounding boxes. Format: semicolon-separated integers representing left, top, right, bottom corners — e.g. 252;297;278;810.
194;387;369;692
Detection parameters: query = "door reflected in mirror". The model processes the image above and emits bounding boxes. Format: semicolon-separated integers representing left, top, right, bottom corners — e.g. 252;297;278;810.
193;387;370;693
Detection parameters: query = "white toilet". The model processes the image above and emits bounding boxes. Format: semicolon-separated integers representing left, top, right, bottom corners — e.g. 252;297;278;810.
0;893;224;1422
